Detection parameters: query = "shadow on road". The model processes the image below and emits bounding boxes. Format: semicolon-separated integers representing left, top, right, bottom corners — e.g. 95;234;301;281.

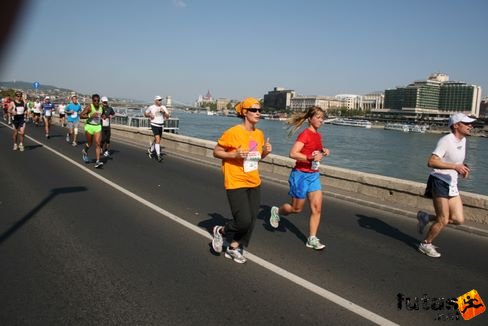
0;186;87;245
356;214;419;250
24;144;43;150
198;212;230;234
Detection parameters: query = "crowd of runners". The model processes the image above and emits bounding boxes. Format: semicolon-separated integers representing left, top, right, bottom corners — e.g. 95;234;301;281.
2;91;170;169
2;92;476;263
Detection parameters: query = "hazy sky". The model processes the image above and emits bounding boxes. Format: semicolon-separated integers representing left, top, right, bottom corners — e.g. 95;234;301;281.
1;0;487;104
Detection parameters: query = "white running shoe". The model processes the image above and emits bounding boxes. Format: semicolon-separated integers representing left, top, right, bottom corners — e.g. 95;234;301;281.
269;206;280;228
66;134;70;143
82;148;89;162
418;242;441;258
19;143;24;152
94;161;104;169
417;210;430;234
306;236;326;250
225;247;247;264
212;226;223;253
72;141;77;147
13;143;18;151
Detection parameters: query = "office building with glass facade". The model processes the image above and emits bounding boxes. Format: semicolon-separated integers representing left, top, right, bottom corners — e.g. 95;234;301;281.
377;74;481;122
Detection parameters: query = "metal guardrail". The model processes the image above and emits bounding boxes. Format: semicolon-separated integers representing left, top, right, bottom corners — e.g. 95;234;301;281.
112;114;179;133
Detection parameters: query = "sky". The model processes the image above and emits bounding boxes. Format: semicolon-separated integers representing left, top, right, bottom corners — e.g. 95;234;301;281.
1;0;487;105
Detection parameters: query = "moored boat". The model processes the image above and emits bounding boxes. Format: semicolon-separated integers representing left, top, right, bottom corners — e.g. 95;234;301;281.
408;124;427;133
384;122;410;132
332;118;372;128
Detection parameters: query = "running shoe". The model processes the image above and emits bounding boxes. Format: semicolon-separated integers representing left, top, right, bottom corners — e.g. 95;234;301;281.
225;247;247;264
157;154;163;162
66;134;70;143
147;148;153;158
72;141;77;147
94;161;104;169
45;134;49;139
417;210;430;234
306;236;326;250
19;143;24;152
82;148;89;162
13;143;18;151
212;226;223;253
418;242;441;258
269;206;280;228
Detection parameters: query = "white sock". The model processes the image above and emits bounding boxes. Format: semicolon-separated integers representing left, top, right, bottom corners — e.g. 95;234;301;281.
150;143;155;152
155;144;160;156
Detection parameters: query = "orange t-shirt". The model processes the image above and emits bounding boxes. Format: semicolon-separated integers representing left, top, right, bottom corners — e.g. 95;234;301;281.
217;124;265;190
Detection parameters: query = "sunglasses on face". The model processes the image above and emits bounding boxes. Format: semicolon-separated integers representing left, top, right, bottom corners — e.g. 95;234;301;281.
246;108;261;113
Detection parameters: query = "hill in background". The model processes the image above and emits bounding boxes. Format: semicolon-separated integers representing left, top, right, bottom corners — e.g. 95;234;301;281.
0;80;141;104
0;80;74;92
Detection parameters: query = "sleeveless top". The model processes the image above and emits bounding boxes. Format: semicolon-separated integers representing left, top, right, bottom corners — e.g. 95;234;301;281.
13;100;26;117
87;104;103;125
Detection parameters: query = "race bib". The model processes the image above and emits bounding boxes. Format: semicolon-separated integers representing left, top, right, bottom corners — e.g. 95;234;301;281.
311;161;320;170
91;116;101;124
102;118;110;127
16;107;25;115
70;111;78;118
45;110;52;117
243;151;261;173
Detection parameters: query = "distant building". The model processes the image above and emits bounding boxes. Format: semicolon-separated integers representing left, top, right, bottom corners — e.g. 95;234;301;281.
335;94;362;110
263;87;295;110
362;92;384;110
480;97;488;118
378;73;482;121
290;95;343;112
195;90;214;107
216;98;229;111
165;96;173;108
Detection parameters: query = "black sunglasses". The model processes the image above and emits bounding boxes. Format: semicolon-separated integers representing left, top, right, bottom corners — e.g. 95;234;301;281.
246;108;261;113
460;121;472;126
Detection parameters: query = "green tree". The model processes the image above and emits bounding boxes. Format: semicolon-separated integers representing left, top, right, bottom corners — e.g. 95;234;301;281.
199;101;217;110
0;88;17;98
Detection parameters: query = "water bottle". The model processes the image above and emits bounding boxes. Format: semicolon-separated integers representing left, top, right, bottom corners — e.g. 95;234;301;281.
311;151;320;170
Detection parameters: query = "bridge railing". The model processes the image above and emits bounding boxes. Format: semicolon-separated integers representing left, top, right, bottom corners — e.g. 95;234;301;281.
112;114;179;133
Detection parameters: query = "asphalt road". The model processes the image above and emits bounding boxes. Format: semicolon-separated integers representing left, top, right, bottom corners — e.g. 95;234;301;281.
1;120;487;325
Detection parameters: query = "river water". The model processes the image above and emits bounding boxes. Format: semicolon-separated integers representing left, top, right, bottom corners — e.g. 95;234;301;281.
171;110;487;196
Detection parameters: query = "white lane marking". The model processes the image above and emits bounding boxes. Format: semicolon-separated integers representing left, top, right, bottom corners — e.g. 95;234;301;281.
11;127;398;326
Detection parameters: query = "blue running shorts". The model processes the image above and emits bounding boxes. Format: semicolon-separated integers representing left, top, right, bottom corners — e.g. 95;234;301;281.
288;169;321;199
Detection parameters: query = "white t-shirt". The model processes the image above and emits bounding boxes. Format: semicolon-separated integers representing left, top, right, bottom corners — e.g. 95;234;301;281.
430;133;466;196
33;101;42;114
145;104;169;127
58;104;65;114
